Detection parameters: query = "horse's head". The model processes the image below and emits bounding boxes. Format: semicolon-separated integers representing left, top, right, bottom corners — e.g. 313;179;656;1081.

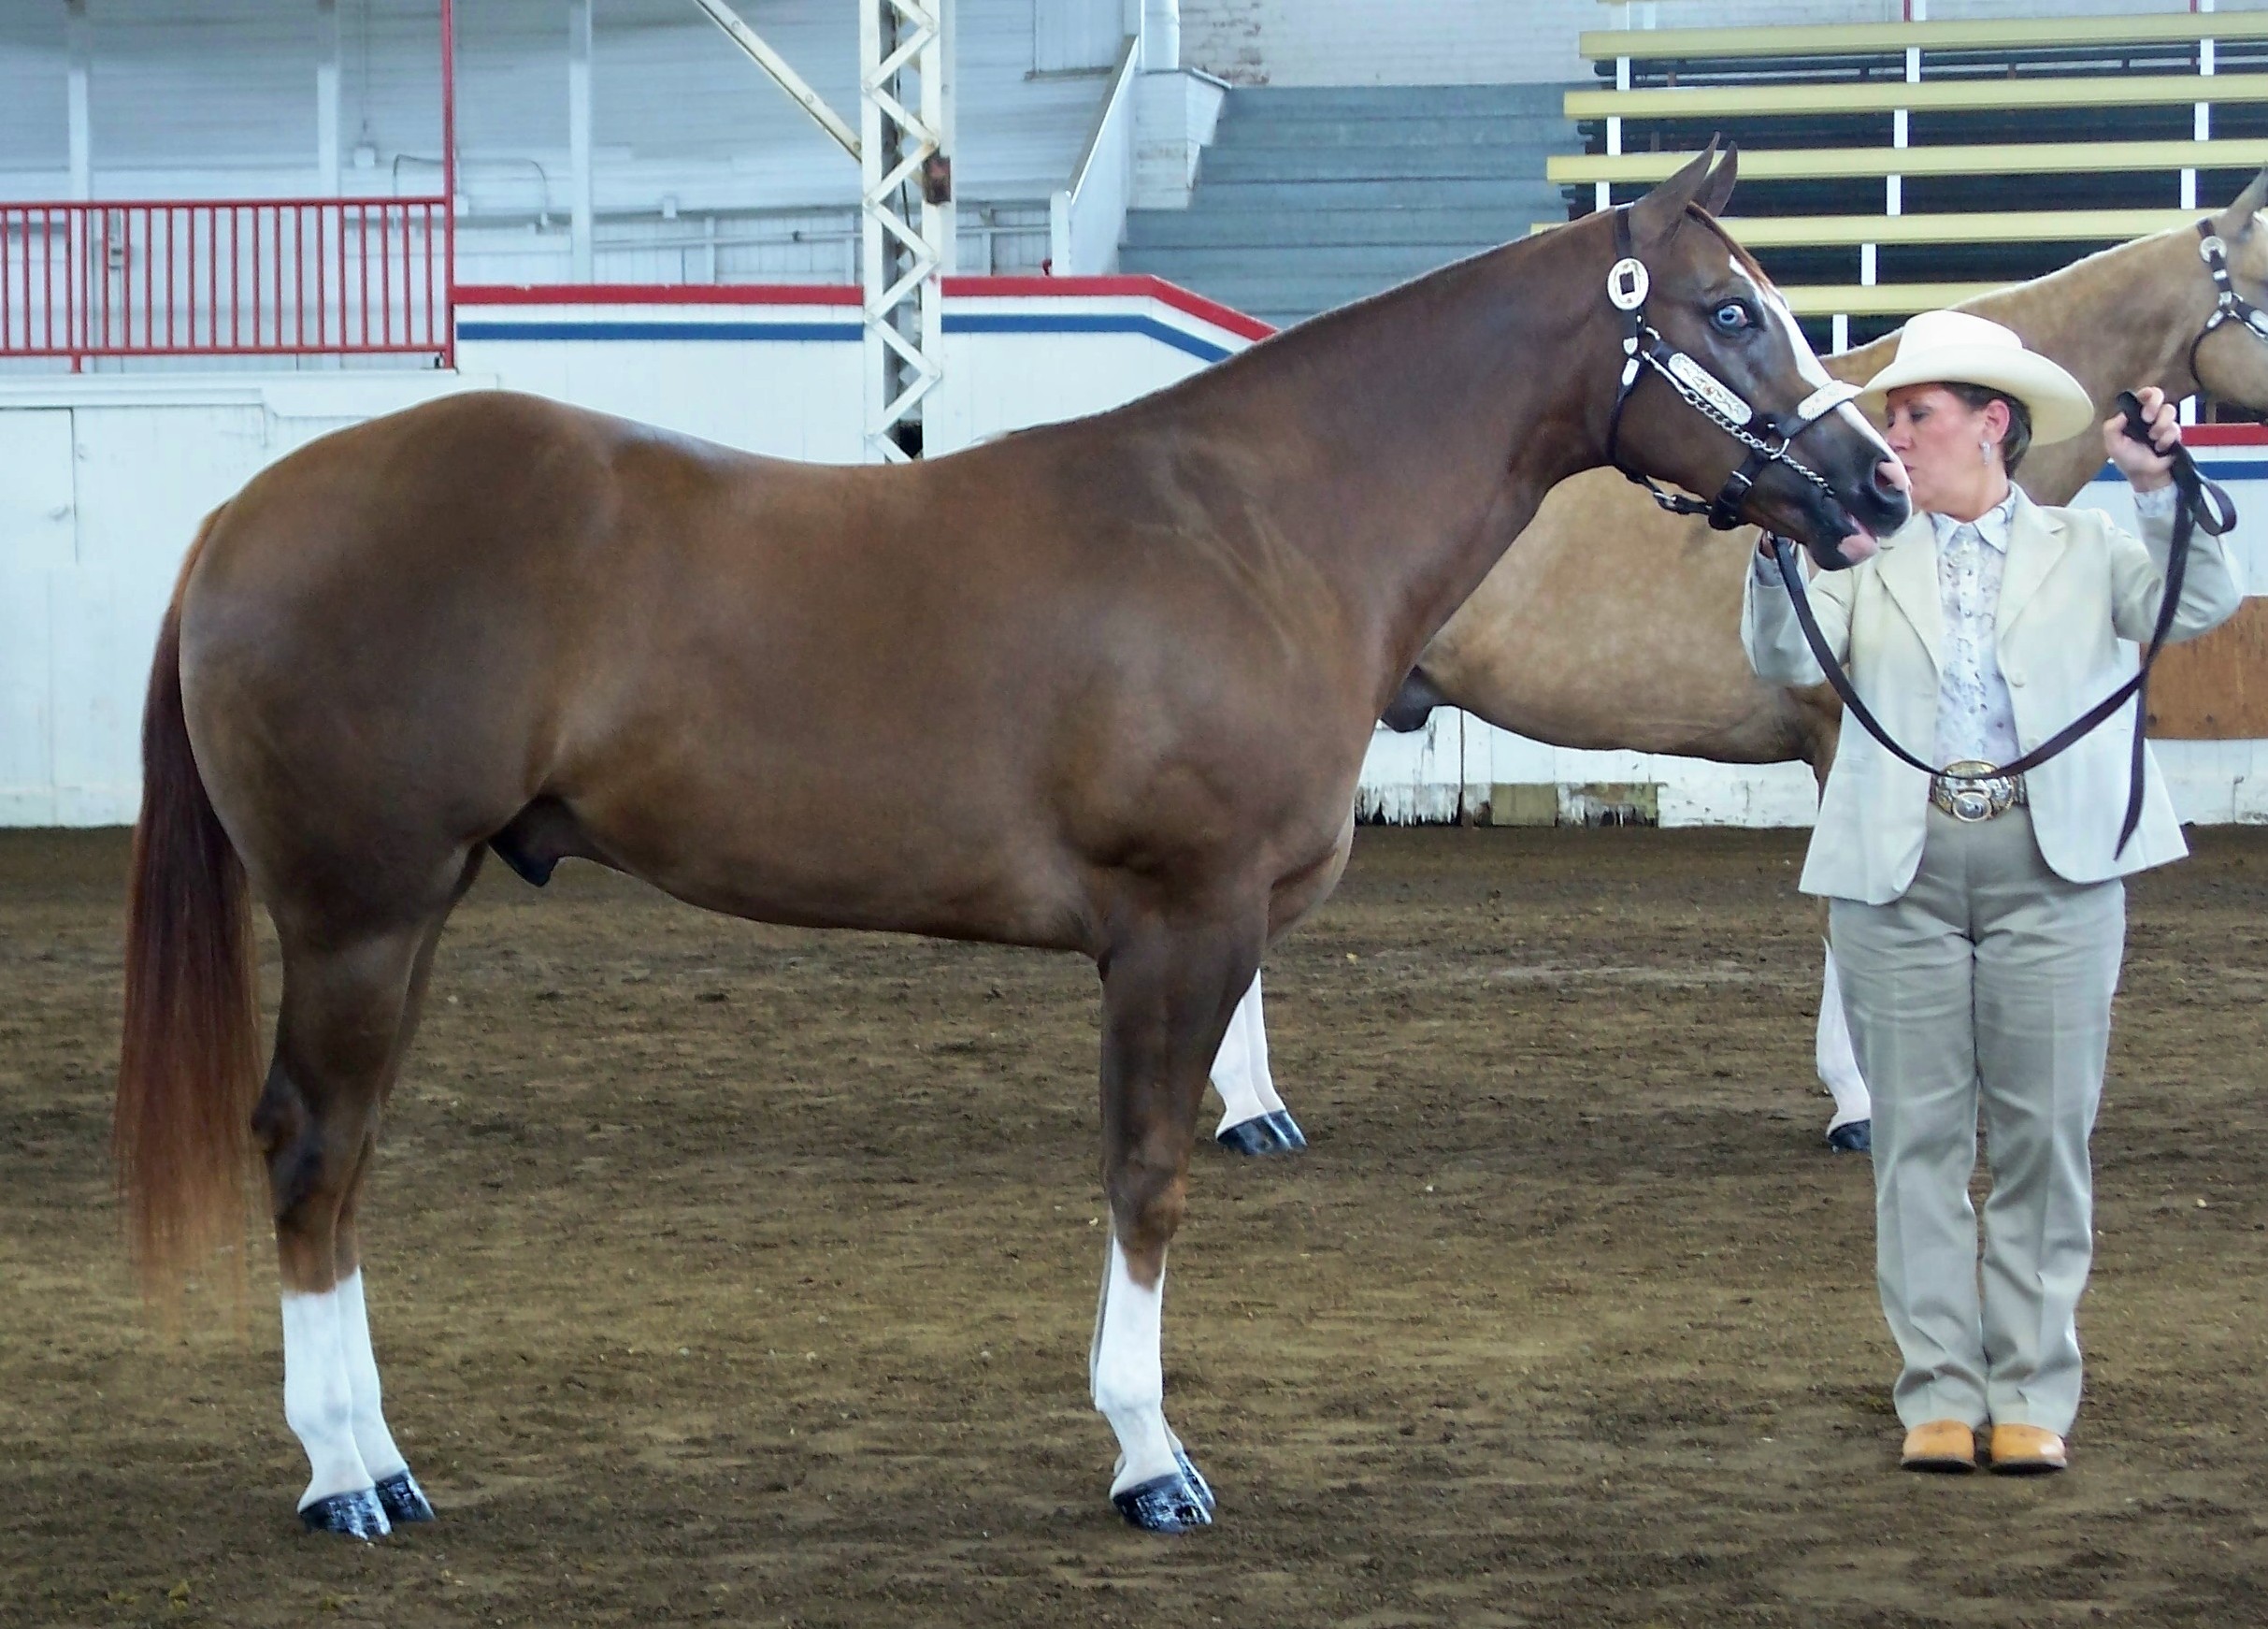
1588;145;1910;569
2189;166;2268;411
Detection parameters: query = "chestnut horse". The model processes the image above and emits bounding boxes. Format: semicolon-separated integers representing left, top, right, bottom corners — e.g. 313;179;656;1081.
115;149;1906;1537
1210;169;2268;1154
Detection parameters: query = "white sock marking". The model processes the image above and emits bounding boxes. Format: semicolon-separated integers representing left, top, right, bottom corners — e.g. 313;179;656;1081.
1210;971;1286;1133
336;1270;409;1482
281;1283;377;1507
1816;940;1872;1128
1090;1238;1181;1495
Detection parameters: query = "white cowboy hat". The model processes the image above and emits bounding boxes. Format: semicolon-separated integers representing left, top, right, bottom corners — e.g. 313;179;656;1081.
1859;309;2096;445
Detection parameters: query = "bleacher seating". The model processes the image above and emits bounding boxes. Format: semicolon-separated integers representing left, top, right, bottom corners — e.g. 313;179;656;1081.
1555;10;2268;350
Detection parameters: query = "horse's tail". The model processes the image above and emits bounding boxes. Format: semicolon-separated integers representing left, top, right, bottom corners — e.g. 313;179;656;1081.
115;512;263;1305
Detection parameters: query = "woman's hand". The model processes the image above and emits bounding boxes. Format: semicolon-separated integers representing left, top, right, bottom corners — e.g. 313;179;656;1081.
2103;384;2179;493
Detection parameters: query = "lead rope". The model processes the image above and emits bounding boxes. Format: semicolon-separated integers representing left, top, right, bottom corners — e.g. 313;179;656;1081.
1770;391;2234;856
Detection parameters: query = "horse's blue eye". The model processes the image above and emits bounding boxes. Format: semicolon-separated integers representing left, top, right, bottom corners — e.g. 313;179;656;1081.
1714;301;1753;332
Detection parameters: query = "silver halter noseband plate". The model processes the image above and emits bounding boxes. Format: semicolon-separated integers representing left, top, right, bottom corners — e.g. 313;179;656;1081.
1601;206;1860;531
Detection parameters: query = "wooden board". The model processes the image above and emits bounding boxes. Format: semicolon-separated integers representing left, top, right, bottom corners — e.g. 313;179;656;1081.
1581;12;2268;63
2147;598;2268;740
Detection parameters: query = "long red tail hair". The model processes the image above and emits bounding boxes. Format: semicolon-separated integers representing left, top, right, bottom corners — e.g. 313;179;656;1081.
114;513;263;1303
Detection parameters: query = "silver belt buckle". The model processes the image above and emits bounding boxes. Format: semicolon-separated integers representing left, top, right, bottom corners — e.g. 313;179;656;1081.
1941;758;2002;822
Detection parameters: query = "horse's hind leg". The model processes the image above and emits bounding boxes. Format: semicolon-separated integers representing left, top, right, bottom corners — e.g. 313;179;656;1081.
1091;914;1259;1532
258;858;473;1538
1208;970;1306;1155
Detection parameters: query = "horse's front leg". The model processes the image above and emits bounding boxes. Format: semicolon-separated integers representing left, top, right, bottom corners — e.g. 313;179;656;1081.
1208;970;1306;1155
1092;915;1259;1532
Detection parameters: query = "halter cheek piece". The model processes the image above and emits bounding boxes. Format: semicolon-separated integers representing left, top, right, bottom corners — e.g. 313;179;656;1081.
2189;218;2268;384
1600;205;1863;531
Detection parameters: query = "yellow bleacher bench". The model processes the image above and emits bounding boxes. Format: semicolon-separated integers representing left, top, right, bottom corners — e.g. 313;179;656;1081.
1566;74;2268;123
1551;139;2268;187
1580;12;2268;64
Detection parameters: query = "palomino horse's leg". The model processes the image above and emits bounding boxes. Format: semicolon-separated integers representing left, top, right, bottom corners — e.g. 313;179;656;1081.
1209;971;1306;1155
1816;941;1873;1149
257;873;466;1538
1091;919;1256;1532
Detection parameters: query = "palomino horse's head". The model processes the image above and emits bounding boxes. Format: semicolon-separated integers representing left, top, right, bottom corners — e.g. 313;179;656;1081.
1586;145;1910;569
2188;166;2268;411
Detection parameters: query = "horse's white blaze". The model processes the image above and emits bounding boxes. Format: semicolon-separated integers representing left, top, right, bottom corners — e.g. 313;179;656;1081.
280;1283;377;1506
1815;941;1872;1130
336;1270;409;1482
1090;1238;1181;1495
1209;971;1285;1133
1763;286;1893;460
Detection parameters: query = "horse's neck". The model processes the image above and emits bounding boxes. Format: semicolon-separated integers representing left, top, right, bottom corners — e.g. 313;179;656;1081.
1160;232;1604;698
1830;231;2207;507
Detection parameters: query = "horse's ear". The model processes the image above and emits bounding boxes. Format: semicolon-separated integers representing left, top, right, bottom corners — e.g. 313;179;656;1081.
1628;139;1721;250
1696;145;1739;217
2215;165;2268;239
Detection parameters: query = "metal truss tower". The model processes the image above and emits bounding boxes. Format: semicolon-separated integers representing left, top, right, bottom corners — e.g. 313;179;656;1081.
860;0;955;462
695;0;954;462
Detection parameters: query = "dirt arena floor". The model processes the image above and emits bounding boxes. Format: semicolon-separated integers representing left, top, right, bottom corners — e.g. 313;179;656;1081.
4;822;2265;1627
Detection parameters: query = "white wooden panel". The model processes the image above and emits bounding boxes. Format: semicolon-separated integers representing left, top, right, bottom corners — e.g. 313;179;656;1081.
0;1;1103;223
1035;0;1124;73
0;410;76;569
0;567;57;825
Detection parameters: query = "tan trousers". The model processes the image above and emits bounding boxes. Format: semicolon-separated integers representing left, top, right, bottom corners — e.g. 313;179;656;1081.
1829;806;2125;1434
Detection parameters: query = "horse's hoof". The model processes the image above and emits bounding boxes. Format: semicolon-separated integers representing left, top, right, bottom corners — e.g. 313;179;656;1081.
1826;1119;1872;1155
1113;1464;1215;1534
375;1469;435;1523
298;1487;391;1540
1214;1109;1307;1156
1174;1448;1217;1514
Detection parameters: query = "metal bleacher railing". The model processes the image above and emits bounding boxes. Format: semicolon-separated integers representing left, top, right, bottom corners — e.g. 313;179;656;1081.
1553;8;2268;351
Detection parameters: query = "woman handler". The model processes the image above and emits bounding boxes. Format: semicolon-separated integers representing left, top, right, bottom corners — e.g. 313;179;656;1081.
1742;310;2244;1474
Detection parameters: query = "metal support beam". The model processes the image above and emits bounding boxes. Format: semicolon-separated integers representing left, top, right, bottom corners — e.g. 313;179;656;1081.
569;0;595;281
860;0;954;462
65;0;91;200
692;0;861;161
317;0;341;195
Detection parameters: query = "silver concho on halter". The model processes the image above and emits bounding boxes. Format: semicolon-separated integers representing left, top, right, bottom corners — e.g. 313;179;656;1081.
1606;257;1650;311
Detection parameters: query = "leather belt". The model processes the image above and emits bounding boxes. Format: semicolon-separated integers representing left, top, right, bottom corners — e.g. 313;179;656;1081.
1930;759;2027;823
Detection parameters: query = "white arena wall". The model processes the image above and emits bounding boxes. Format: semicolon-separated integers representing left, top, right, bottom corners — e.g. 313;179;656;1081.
3;281;2265;829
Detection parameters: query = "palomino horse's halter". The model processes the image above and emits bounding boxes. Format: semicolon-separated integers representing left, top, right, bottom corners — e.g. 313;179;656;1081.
1601;206;1865;532
2189;218;2268;383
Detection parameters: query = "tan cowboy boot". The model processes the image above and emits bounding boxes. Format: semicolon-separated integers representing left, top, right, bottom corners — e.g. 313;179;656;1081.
1988;1423;2068;1475
1901;1420;1976;1473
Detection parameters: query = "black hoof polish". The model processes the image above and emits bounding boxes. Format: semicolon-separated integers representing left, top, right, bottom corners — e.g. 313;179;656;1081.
1174;1449;1217;1514
299;1488;391;1540
1263;1109;1308;1150
1114;1467;1214;1533
1215;1110;1307;1156
376;1470;436;1523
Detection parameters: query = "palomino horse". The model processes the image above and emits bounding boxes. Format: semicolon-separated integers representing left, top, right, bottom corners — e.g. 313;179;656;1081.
1208;168;2268;1154
116;148;1907;1538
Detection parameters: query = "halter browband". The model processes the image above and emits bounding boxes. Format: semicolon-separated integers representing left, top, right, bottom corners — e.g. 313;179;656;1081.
1601;205;1862;531
2189;218;2268;384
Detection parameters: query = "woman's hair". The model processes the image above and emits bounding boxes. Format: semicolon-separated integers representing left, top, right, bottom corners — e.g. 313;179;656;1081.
1944;382;2033;475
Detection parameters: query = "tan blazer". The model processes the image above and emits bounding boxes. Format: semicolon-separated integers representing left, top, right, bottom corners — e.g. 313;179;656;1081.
1744;487;2245;904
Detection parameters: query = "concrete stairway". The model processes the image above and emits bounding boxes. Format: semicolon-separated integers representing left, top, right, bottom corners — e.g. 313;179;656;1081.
1121;83;1580;331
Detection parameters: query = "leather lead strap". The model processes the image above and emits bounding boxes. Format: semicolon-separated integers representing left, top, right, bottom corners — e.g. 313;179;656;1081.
1771;391;2234;857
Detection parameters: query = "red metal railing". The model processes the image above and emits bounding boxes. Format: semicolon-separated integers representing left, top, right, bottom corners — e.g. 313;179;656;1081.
0;198;452;363
3;0;454;368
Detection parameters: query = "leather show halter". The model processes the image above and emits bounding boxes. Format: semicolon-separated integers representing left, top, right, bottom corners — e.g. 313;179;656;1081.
1601;204;1866;532
2189;219;2268;385
1770;393;2236;857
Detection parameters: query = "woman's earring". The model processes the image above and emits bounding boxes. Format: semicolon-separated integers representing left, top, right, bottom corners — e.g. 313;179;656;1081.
1979;438;1993;463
